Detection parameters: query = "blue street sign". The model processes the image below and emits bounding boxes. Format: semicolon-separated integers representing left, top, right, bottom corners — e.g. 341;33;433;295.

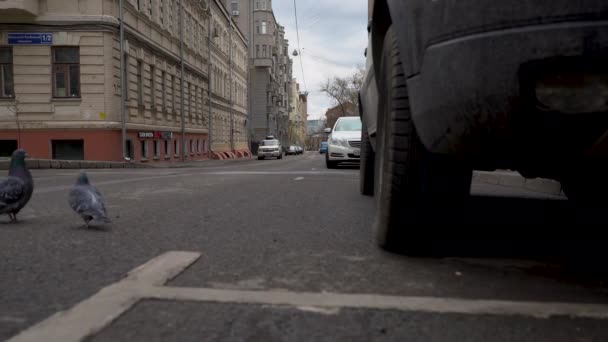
8;32;53;45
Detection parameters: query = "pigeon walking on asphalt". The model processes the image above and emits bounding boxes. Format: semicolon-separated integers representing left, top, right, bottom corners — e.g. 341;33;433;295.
0;149;34;223
68;171;111;228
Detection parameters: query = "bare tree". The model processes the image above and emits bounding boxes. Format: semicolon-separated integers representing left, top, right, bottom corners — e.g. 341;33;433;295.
320;67;364;128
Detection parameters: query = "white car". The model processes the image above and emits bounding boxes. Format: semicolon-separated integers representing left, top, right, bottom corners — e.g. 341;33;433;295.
257;139;283;160
326;116;362;168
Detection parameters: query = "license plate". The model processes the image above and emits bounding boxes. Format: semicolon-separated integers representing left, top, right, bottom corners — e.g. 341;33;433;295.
353;150;360;157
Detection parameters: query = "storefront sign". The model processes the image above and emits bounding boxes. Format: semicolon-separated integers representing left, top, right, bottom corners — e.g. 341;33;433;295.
138;131;173;139
8;32;53;45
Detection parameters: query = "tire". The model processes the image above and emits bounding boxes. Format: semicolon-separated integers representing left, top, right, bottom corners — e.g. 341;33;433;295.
373;26;472;254
258;156;264;160
360;119;375;196
560;162;608;206
326;152;337;169
278;154;283;160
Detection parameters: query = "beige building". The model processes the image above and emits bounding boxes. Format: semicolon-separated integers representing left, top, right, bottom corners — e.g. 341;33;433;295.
0;0;248;162
288;79;306;147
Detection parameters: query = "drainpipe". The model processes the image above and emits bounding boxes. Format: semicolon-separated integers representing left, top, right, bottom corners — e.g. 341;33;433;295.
179;0;185;162
207;9;213;155
119;0;127;160
229;10;234;152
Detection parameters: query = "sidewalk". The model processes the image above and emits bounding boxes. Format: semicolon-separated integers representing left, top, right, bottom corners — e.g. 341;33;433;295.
473;170;564;196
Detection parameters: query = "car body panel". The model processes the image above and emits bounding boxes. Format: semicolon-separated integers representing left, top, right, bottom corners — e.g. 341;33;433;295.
361;0;608;175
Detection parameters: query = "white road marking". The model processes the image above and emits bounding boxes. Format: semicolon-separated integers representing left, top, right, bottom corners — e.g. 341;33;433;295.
7;251;201;342
294;177;304;181
10;250;608;342
147;286;608;320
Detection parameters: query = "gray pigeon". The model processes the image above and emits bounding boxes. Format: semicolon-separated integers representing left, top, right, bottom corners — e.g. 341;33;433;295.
68;171;111;228
0;149;34;222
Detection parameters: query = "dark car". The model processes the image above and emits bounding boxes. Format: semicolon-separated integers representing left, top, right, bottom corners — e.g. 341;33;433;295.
319;142;328;154
360;0;608;251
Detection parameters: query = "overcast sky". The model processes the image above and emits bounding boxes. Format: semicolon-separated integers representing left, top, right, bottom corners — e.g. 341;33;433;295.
272;0;367;120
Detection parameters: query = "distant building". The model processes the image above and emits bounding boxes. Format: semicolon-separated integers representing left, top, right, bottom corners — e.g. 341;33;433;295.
324;102;357;130
307;119;325;136
226;0;293;151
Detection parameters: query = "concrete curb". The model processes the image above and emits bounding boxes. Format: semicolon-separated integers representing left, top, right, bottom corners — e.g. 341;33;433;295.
0;159;150;170
473;171;564;196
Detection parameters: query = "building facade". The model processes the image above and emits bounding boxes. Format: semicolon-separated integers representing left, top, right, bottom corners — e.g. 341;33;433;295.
0;0;248;162
226;0;293;152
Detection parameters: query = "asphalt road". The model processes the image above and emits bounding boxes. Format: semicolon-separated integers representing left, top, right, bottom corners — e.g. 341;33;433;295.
1;153;608;341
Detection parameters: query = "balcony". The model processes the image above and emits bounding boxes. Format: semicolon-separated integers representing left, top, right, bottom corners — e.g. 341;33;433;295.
254;58;272;68
0;0;38;16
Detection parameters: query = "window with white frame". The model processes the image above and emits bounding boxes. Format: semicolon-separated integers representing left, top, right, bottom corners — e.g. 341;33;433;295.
261;21;267;34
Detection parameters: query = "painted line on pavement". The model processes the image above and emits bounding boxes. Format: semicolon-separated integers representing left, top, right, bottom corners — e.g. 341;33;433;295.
7;251;201;342
147;287;608;320
12;250;608;342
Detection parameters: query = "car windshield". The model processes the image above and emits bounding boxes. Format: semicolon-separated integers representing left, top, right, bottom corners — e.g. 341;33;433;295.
260;140;279;146
334;118;362;132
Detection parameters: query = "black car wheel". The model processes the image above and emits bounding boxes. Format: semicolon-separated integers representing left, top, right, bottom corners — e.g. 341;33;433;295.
360;118;375;196
373;26;472;253
560;161;608;206
326;152;337;169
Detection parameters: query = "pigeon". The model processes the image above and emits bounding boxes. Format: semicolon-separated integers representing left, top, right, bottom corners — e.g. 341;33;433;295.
68;171;111;228
0;149;34;222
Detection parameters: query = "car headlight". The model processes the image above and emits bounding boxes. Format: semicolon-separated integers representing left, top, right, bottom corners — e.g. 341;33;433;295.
330;137;349;147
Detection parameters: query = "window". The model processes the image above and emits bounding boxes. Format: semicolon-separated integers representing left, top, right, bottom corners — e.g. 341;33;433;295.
231;1;238;12
197;139;200;153
168;0;173;33
174;139;179;155
190;139;194;154
52;47;80;98
140;140;148;159
150;64;156;108
255;0;260;10
0;140;17;157
161;71;166;110
256;45;260;58
0;48;14;98
187;82;191;118
261;21;267;34
153;140;159;158
159;0;164;25
125;140;133;160
192;85;197;118
171;74;176;112
52;140;84;160
147;0;152;16
164;139;169;156
255;20;260;34
137;61;143;106
262;45;267;57
261;0;266;10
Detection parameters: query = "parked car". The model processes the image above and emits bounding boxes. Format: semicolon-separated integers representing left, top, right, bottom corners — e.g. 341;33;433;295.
296;146;304;154
286;146;298;155
257;139;282;160
319;142;328;154
326;116;362;169
360;0;608;252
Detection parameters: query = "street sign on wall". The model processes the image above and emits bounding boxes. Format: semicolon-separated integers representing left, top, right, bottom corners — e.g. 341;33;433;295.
8;32;53;45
